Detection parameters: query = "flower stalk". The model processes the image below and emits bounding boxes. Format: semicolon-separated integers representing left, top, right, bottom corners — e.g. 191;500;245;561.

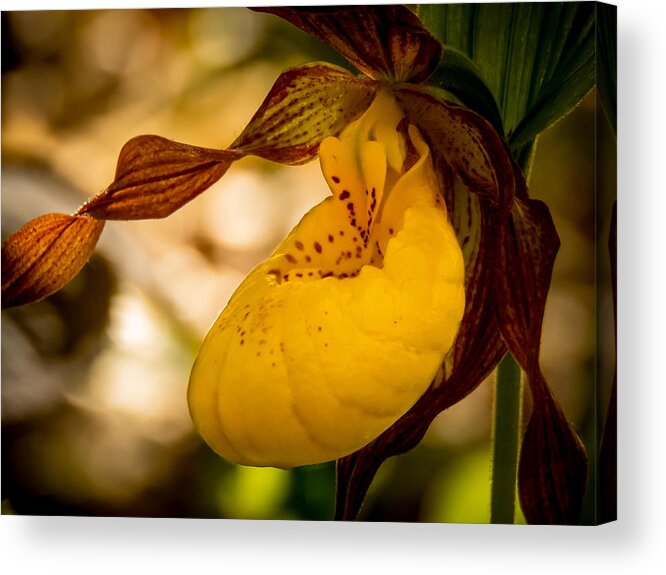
490;352;523;524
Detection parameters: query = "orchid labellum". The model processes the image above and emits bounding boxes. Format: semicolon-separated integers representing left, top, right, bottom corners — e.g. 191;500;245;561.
189;91;465;467
1;6;588;524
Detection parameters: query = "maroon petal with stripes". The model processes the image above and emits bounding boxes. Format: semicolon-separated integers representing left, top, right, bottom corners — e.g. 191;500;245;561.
518;370;588;524
72;64;376;221
231;62;377;164
434;171;510;410
254;6;442;83
2;213;105;309
497;194;588;524
78;135;239;220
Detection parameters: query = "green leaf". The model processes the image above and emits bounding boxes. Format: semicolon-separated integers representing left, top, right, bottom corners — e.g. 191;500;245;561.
426;47;504;137
597;3;617;134
417;3;596;152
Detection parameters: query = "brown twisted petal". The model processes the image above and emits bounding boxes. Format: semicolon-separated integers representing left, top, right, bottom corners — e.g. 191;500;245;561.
231;62;377;164
2;213;105;309
518;370;588;524
253;6;442;83
78;135;239;220
336;162;508;521
497;194;588;524
432;163;509;410
495;197;558;363
394;86;515;211
5;63;376;306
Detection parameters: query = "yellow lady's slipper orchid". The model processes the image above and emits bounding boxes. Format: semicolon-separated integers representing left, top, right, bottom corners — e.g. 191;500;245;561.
1;5;589;523
187;91;465;467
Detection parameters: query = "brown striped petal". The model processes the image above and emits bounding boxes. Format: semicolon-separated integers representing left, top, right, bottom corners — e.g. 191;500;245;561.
434;162;509;410
497;194;588;524
2;213;104;309
231;63;377;164
6;64;374;304
78;136;238;220
518;371;588;525
495;196;559;363
395;86;515;210
254;6;441;83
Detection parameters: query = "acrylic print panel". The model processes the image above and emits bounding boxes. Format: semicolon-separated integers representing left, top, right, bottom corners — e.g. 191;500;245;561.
1;4;616;524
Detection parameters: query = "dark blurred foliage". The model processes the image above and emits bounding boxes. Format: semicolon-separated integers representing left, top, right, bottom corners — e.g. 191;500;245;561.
1;8;608;523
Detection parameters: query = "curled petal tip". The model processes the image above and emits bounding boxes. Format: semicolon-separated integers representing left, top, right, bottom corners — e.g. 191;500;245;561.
2;213;105;309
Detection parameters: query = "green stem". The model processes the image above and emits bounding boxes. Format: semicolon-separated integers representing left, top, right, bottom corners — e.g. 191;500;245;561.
490;352;523;524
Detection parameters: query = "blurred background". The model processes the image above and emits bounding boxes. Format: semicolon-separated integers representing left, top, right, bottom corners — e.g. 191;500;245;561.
1;8;614;522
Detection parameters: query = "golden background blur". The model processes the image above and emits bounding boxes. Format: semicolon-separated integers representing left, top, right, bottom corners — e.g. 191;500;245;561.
1;8;615;522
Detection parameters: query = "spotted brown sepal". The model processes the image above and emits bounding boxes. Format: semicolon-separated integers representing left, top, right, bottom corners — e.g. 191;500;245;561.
231;63;377;164
254;6;442;83
395;86;515;209
2;213;105;309
78;136;239;220
496;193;588;524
